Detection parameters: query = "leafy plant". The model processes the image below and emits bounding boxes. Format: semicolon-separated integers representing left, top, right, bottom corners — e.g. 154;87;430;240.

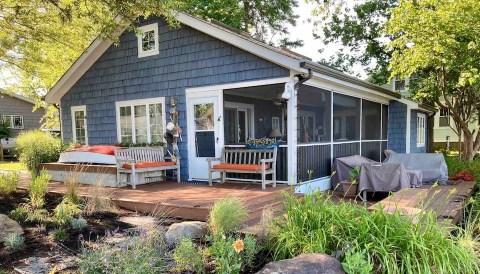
71;217;88;230
16;130;66;176
28;169;50;208
48;227;68;242
208;233;257;274
114;141;165;147
208;196;248;235
348;166;360;184
173;238;205;273
53;200;82;227
26;208;49;224
0;171;19;195
4;233;25;251
9;204;30;222
79;230;166;273
246;137;276;147
269;190;479;273
341;246;374;274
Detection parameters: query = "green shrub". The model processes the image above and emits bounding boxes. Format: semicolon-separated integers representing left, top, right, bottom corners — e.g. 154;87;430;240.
209;196;248;235
269;191;479;273
341;247;374;274
173;238;205;273
4;233;25;251
48;227;68;242
26;208;49;224
0;171;19;195
28;169;50;208
445;155;480;179
71;218;88;230
53;200;82;227
16;130;66;176
9;204;30;222
208;233;257;274
79;231;166;273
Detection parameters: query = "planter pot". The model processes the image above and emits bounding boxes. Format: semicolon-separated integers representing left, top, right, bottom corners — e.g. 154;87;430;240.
245;143;279;150
340;180;358;197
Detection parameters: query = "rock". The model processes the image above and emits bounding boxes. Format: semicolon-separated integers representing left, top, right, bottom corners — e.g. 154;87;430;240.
165;221;208;246
119;215;158;228
13;253;78;274
257;253;345;274
0;214;23;243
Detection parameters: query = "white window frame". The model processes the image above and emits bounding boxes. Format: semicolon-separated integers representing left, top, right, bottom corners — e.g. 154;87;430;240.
417;113;426;147
115;97;166;144
71;105;88;145
439;108;450;127
224;101;255;144
137;23;159;58
1;115;24;129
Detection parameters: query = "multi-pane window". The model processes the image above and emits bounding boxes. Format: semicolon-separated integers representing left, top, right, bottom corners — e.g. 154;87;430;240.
137;23;159;58
1;115;23;129
71;106;87;145
439;108;450;127
394;78;406;92
117;99;165;144
417;113;426;147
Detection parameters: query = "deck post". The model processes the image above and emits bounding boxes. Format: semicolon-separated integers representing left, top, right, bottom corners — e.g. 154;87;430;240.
287;76;298;185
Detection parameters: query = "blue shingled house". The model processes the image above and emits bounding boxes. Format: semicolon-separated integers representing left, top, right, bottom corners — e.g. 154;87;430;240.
44;12;434;190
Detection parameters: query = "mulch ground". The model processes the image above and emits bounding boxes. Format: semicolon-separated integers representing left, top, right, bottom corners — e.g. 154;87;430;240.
0;190;135;272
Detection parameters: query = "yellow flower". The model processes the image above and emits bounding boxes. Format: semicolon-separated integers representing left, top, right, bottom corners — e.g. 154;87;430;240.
232;239;244;253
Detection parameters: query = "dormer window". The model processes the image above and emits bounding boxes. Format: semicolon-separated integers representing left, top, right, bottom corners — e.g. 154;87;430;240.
137;23;159;58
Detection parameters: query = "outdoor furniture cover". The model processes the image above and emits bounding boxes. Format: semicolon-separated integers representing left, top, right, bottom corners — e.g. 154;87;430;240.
331;155;376;190
407;169;423;188
358;163;411;196
384;152;448;184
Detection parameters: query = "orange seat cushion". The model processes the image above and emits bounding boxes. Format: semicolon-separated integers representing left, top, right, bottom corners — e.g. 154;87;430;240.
212;163;269;171
123;161;175;169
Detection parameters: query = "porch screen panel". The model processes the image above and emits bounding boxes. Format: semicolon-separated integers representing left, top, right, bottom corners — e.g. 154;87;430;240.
333;94;360;141
333;143;360;159
297;86;331;143
361;142;381;162
381;141;388;161
362;100;381;140
297;145;331;181
382;105;389;139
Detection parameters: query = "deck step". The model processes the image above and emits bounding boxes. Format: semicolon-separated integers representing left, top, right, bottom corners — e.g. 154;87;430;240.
368;188;428;212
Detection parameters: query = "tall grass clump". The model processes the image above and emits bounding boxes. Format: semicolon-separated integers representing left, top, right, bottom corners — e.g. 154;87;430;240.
83;181;116;215
208;196;248;234
269;191;479;273
79;230;166;273
16;130;66;176
28;169;50;208
0;171;19;195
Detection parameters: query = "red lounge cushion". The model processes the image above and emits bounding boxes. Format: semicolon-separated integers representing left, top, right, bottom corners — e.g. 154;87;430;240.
212;163;269;171
123;161;175;169
69;145;122;155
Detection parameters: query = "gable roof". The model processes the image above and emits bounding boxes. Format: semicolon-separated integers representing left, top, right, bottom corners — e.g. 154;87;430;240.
0;88;36;105
45;12;401;104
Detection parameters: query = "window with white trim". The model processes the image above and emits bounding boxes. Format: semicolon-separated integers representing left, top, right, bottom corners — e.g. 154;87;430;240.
137;23;159;58
2;115;24;129
71;106;87;145
439;108;450;127
116;98;165;144
417;113;426;147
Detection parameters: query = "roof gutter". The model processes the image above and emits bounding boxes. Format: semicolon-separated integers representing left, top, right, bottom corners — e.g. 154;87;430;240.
299;60;401;99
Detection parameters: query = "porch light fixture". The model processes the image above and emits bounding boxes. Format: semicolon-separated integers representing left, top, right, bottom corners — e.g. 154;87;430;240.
282;82;294;101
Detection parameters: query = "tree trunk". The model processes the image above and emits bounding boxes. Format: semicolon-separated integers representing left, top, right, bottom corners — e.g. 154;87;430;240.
463;132;475;161
0;144;3;161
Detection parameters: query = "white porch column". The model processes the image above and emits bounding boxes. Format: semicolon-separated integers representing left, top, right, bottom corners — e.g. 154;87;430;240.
287;83;298;185
406;105;411;153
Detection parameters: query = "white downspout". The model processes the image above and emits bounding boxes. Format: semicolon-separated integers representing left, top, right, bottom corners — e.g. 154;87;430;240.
406;106;411;153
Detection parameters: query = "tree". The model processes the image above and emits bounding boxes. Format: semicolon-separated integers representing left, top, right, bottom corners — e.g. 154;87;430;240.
386;0;480;161
307;0;397;83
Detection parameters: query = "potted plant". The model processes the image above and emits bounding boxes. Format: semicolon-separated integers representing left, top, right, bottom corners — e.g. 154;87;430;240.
340;166;360;197
245;137;278;149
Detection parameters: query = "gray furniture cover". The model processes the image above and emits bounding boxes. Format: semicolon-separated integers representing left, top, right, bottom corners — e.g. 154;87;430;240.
332;155;376;191
384;152;448;184
359;163;411;195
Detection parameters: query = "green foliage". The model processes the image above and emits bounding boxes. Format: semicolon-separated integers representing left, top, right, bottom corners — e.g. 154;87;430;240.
386;0;480;160
309;0;397;83
348;166;360;183
79;231;166;273
269;191;479;273
341;246;374;274
26;208;49;224
208;233;257;274
48;227;68;242
53;200;82;227
208;197;249;235
28;170;50;209
16;131;65;176
4;233;25;251
0;171;19;195
0;121;12;139
114;141;165;148
9;204;30;222
71;218;88;230
173;238;205;273
444;155;480;180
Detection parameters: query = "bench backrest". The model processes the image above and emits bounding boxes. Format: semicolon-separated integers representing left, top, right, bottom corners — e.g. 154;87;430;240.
221;147;277;165
114;147;166;164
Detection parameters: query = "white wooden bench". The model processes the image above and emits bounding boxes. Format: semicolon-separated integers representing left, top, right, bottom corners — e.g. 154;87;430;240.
207;147;277;189
115;147;180;189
